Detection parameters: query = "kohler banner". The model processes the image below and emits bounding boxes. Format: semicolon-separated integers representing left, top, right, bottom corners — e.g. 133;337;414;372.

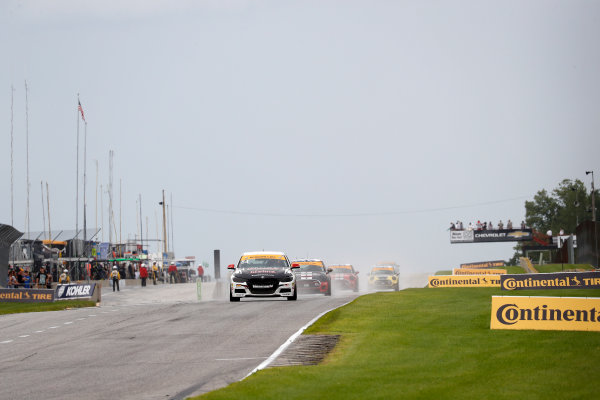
450;229;533;243
56;283;96;299
0;224;24;288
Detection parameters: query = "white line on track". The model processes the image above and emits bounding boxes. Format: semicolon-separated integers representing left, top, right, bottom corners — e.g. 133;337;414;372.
245;299;356;378
76;318;86;321
19;335;30;338
1;340;14;344
215;357;268;361
34;331;44;333
64;322;73;325
48;326;59;329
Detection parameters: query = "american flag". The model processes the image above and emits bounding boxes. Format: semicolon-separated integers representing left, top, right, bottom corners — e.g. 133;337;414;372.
78;100;86;122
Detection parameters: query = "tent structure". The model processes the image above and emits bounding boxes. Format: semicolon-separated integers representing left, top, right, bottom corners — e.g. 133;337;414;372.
0;224;23;288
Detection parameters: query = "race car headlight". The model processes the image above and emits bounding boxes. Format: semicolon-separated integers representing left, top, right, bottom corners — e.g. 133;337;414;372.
232;275;247;283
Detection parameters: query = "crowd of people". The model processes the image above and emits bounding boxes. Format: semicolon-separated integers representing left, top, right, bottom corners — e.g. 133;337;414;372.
6;266;53;289
5;261;209;290
450;219;527;231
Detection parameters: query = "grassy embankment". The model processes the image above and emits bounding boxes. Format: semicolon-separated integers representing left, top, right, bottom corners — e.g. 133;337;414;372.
437;264;595;275
436;266;524;275
0;300;96;315
194;286;600;400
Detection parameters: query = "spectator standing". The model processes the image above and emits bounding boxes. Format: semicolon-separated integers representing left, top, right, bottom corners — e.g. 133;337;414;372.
17;268;25;287
8;270;18;288
151;263;159;285
197;265;204;282
498;220;504;230
45;272;53;289
521;221;526;229
139;264;148;287
449;222;456;231
168;262;178;284
467;222;474;231
59;269;70;284
118;264;126;281
488;221;494;230
23;271;32;288
35;267;49;289
507;219;513;229
110;266;121;292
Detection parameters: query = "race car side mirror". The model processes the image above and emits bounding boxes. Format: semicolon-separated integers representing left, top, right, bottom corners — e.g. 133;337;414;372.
227;264;235;269
291;263;300;269
327;268;333;273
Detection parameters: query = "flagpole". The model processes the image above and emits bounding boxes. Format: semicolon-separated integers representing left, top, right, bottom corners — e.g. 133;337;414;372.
76;95;80;242
75;94;80;278
83;120;88;259
10;85;15;226
25;81;30;238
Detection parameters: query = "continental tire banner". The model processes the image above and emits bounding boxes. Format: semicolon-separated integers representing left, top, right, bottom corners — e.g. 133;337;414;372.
491;296;600;332
460;261;505;268
0;288;55;303
56;284;96;299
501;272;600;291
428;275;501;288
453;268;507;275
450;229;532;243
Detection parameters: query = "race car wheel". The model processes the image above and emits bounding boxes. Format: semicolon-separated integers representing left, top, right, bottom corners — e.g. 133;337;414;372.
229;291;240;302
287;287;297;301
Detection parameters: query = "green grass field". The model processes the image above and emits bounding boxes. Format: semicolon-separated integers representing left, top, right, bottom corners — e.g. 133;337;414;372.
194;287;600;400
535;264;594;273
0;300;96;315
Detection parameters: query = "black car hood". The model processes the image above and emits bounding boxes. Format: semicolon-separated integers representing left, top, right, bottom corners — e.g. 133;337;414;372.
235;268;290;280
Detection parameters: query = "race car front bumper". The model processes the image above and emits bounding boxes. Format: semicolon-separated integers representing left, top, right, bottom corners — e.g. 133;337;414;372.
230;280;296;298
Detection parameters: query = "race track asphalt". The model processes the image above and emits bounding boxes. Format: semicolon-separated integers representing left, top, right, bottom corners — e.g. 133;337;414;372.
0;282;359;400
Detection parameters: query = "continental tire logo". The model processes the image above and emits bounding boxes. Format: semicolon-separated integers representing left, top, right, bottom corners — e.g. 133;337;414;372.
496;303;600;325
491;296;600;332
429;275;500;288
500;272;600;291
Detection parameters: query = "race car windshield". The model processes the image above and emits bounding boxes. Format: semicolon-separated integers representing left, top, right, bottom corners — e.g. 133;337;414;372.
238;258;287;270
300;265;323;272
372;269;394;275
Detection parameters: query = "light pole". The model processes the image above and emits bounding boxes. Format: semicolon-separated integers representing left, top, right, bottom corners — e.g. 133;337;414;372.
586;171;598;268
586;171;596;222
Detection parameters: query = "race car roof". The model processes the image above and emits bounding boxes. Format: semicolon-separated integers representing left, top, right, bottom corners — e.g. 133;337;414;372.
240;251;287;260
292;259;324;265
330;264;353;269
371;266;394;271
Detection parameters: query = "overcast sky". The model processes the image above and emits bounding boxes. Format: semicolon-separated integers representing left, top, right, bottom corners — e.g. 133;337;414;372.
2;0;599;275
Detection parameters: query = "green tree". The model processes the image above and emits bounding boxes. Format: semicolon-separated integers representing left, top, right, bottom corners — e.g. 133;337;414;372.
524;179;591;235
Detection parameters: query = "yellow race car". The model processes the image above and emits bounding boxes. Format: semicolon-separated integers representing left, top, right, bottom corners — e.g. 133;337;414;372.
368;266;399;291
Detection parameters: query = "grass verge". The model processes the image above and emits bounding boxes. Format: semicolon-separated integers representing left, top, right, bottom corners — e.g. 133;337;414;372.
536;264;595;273
193;287;600;400
0;300;96;315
